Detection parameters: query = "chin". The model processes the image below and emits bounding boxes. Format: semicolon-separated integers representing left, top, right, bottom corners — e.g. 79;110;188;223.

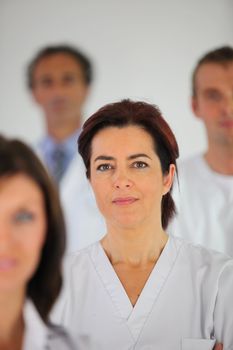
111;216;144;230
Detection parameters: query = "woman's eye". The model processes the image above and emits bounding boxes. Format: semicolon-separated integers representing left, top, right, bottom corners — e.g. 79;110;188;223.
132;161;148;169
97;164;113;172
14;211;34;223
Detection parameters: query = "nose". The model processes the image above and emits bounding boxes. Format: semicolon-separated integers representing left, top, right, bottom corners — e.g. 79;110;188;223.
113;170;133;189
47;80;68;99
52;83;67;96
114;182;132;189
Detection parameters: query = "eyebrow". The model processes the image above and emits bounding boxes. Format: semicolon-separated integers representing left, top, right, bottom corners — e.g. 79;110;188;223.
203;87;220;92
94;153;152;162
128;153;152;160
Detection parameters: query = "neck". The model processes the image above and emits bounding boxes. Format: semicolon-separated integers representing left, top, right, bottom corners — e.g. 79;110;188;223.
205;143;233;175
46;114;81;142
0;289;25;347
101;224;168;267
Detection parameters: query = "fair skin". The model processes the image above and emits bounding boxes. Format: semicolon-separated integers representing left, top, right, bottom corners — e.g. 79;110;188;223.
192;62;233;175
0;174;46;350
90;126;175;306
32;53;89;142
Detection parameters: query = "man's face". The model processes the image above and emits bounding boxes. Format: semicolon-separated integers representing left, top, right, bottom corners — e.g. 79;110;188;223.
192;62;233;148
31;53;89;128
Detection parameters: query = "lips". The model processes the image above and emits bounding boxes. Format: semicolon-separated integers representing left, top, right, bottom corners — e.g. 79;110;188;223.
0;258;17;271
112;197;138;206
219;120;233;128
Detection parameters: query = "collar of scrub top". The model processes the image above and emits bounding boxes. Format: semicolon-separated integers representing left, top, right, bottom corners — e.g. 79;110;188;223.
23;299;48;349
39;128;81;181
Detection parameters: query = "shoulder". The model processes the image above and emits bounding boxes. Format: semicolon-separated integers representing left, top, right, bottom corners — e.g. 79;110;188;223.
175;236;233;273
66;241;99;263
177;154;204;174
175;154;213;193
172;154;202;195
23;300;75;350
63;241;101;278
50;241;103;322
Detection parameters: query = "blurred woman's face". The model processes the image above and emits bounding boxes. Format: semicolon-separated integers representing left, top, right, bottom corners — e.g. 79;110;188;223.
0;174;46;293
90;126;174;231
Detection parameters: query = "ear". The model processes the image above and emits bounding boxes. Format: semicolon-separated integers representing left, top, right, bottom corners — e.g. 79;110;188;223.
162;164;176;195
191;96;201;119
31;87;41;105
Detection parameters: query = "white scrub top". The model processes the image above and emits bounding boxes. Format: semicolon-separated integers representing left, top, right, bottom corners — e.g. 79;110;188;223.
168;154;233;256
52;236;233;350
23;300;75;350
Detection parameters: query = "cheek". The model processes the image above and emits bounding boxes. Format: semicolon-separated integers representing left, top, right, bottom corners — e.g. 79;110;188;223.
22;224;46;279
200;101;219;117
33;89;48;104
143;176;164;201
144;185;160;203
33;219;46;249
72;86;87;101
23;219;46;259
90;178;110;211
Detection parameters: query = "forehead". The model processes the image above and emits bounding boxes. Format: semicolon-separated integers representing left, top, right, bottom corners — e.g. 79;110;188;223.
91;126;156;156
195;62;233;91
0;173;42;198
33;53;84;78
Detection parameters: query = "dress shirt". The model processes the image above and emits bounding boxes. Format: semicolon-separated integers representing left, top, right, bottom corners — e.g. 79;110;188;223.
38;129;80;181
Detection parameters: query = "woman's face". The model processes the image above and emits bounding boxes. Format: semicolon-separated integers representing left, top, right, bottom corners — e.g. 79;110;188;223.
90;125;174;230
0;174;46;293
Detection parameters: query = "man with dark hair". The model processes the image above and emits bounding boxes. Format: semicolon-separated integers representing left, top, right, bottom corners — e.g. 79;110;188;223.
28;44;105;252
169;46;233;256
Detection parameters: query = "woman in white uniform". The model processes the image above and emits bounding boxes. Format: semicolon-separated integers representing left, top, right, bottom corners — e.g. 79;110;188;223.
53;100;230;349
0;136;75;350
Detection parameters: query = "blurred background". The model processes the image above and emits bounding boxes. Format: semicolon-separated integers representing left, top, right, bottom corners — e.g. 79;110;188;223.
1;0;232;159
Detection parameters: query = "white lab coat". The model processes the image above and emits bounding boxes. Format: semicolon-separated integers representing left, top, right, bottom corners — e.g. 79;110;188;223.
52;236;233;350
168;154;233;256
23;299;75;350
36;147;106;252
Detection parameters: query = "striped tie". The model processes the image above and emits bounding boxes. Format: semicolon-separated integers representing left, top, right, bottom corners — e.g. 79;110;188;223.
51;146;67;184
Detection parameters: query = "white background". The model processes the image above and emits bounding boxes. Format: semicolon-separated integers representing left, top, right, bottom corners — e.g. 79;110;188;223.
0;0;232;159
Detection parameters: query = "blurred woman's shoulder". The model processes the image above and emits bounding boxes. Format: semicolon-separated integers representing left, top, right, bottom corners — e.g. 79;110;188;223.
24;299;76;350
